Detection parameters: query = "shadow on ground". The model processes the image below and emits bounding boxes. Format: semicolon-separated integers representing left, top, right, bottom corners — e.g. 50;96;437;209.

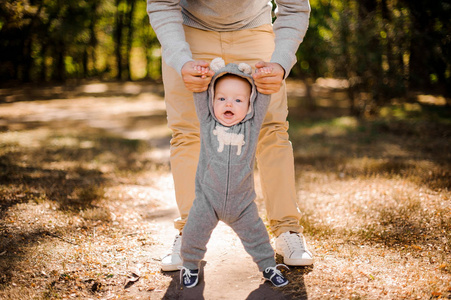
159;260;312;299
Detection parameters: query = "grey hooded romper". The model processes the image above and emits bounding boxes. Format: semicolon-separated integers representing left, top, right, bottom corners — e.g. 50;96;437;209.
180;62;277;271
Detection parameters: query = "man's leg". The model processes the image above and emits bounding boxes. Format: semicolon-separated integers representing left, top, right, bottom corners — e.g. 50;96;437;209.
223;24;313;265
221;25;302;233
162;26;223;232
162;59;199;231
160;26;223;271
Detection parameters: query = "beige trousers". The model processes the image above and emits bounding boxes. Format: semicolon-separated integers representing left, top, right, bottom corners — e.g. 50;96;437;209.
162;24;302;237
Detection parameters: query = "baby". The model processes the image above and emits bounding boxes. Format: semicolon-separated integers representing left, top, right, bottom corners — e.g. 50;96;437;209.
179;58;289;288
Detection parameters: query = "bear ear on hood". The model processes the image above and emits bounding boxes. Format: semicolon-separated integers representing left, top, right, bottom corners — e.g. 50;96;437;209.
210;57;226;73
238;63;252;75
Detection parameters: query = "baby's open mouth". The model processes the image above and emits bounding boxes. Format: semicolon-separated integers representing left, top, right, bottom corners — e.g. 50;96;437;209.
224;110;234;117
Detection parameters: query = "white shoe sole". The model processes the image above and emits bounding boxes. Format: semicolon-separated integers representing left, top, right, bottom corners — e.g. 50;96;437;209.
161;263;182;272
161;254;182;271
282;255;313;266
276;248;314;266
264;276;289;287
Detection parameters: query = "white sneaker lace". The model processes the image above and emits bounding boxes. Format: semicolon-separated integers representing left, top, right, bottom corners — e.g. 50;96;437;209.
179;266;197;284
283;232;306;253
265;264;289;280
170;234;182;254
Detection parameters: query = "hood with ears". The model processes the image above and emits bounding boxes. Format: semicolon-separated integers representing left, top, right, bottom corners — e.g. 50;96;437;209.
208;57;257;124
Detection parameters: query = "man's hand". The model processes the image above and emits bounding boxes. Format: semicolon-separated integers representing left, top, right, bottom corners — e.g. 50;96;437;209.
181;60;214;92
253;61;285;94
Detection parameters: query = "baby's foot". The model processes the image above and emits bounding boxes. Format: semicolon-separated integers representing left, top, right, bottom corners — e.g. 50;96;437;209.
263;264;289;287
179;267;199;288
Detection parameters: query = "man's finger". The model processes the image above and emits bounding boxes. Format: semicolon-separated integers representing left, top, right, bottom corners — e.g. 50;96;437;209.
255;61;267;69
184;75;212;92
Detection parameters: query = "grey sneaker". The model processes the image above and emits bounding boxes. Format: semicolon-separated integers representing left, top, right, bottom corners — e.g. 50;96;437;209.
161;234;182;271
275;231;313;266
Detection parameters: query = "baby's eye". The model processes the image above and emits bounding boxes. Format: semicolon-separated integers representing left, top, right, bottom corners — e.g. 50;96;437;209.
235;99;242;103
219;97;226;101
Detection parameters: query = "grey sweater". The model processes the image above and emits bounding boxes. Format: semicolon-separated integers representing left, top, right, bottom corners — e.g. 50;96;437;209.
147;0;310;77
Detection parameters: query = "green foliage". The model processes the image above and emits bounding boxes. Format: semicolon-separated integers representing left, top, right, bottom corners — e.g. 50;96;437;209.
294;0;451;116
0;0;449;110
0;0;159;82
292;0;334;79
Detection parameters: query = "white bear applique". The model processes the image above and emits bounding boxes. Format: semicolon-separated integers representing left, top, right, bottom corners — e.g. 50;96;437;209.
213;125;245;155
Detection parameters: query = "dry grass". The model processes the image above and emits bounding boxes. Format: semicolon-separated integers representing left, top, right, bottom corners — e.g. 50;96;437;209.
280;86;451;299
0;79;450;299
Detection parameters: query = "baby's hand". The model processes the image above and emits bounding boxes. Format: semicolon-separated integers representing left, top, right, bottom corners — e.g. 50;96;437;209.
255;66;273;75
253;61;284;94
194;65;210;79
182;60;214;92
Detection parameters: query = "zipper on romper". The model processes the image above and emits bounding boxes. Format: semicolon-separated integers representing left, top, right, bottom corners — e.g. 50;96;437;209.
222;128;233;217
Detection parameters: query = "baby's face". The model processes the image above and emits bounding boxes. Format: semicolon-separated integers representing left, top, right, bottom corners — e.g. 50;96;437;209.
213;76;251;126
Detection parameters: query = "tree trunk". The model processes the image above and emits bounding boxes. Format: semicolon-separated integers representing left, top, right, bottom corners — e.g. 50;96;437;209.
89;1;99;76
115;0;124;80
124;0;136;81
53;41;65;82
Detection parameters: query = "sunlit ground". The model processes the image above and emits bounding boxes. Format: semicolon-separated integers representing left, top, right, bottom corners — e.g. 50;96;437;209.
0;79;449;299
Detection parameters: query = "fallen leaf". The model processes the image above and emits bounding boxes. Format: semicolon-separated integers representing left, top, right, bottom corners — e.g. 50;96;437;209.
411;245;422;250
431;291;442;297
124;272;140;289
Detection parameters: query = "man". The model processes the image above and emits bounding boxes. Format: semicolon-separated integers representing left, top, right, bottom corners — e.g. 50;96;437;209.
147;0;313;271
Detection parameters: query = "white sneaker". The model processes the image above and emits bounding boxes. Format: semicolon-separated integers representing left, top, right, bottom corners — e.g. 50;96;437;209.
161;234;182;271
275;231;313;266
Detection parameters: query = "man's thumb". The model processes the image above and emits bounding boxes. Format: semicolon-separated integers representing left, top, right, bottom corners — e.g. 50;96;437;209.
255;61;266;69
196;60;210;67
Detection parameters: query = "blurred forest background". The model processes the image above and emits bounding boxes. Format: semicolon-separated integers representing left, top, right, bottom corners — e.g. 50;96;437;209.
0;2;450;298
0;0;450;116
